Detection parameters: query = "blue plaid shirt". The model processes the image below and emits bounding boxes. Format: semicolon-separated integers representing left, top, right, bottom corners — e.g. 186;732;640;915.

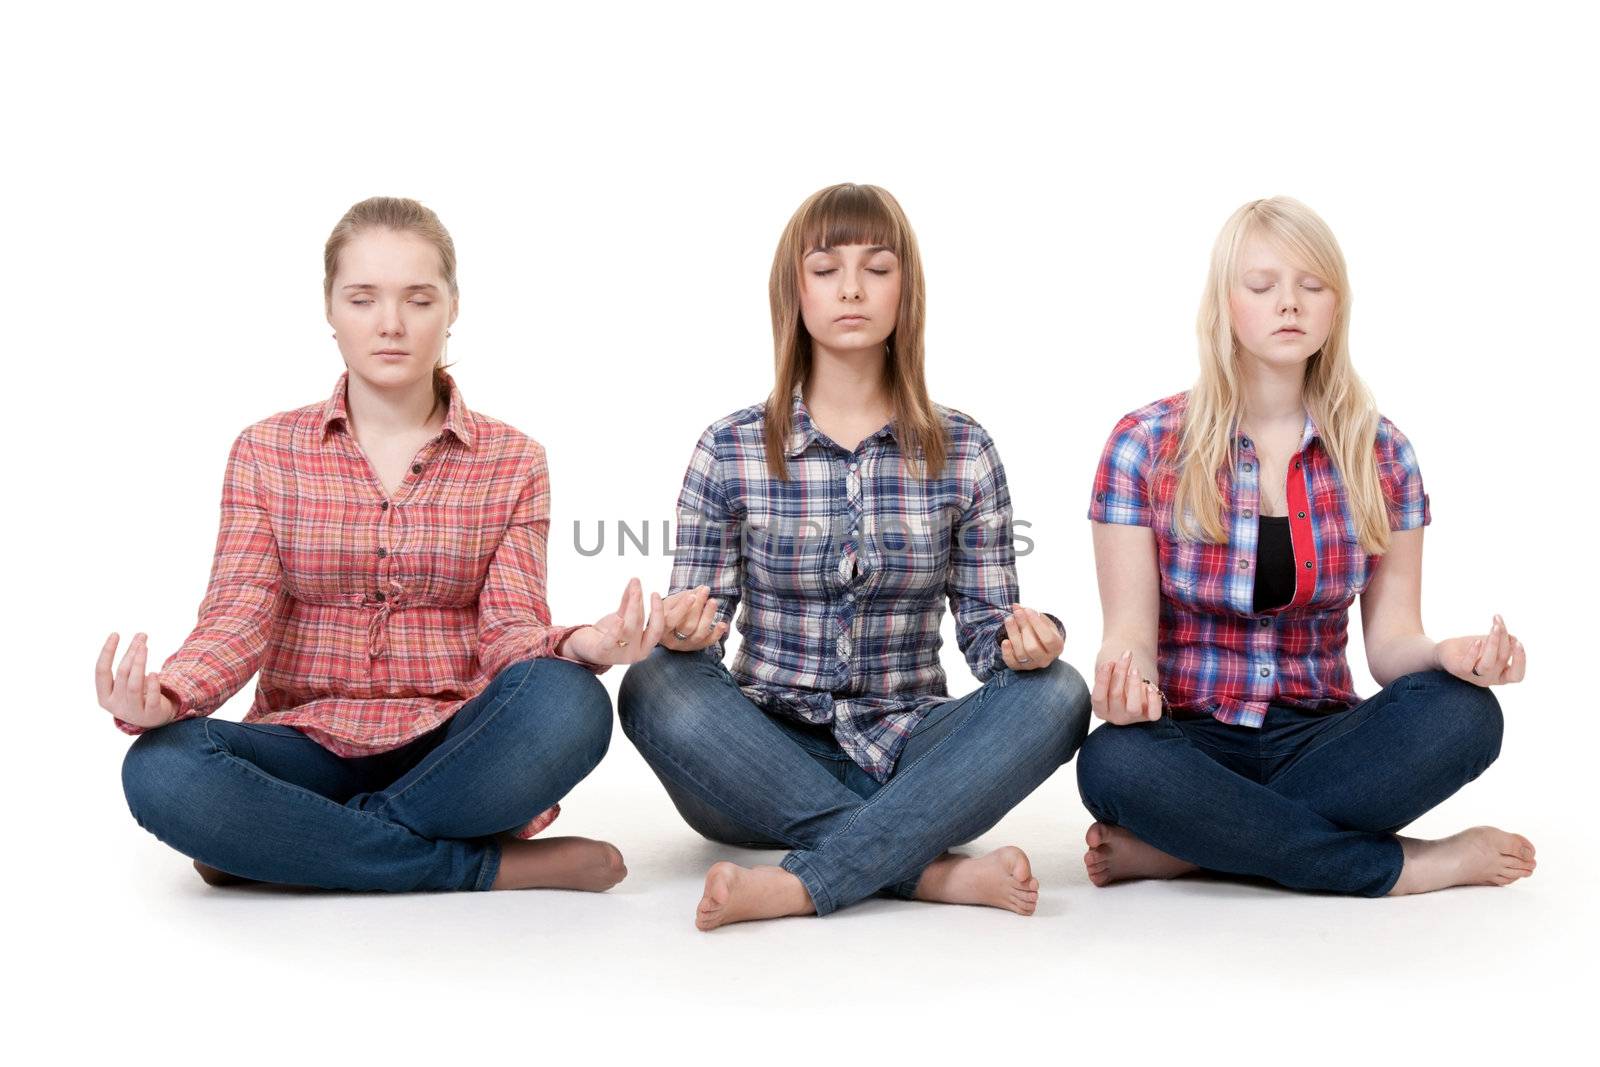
669;391;1021;782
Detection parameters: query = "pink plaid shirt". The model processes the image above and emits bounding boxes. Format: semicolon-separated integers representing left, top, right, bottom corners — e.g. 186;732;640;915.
116;373;599;838
1089;392;1430;727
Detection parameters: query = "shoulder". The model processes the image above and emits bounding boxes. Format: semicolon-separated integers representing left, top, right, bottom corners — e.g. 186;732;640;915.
1372;413;1421;466
930;405;1006;481
461;409;547;469
703;401;769;440
1093;391;1189;472
690;402;770;460
1113;391;1188;443
233;401;327;462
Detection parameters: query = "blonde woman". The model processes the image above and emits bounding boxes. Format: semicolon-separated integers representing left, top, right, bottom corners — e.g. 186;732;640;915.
619;184;1091;929
1076;196;1533;896
103;197;664;892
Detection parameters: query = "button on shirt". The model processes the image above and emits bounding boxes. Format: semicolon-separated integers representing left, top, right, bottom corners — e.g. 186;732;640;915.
670;392;1022;783
1088;391;1430;727
116;373;596;763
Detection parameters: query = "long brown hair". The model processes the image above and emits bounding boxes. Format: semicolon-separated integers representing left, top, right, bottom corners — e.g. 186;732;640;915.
323;196;458;398
763;183;946;480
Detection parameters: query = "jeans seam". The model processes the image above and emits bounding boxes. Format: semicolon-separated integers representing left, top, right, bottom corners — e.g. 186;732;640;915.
780;852;835;915
474;840;502;891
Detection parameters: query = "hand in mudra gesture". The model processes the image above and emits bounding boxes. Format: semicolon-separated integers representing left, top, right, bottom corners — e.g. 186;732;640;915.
561;578;667;666
95;632;177;729
999;605;1064;672
1436;614;1526;687
659;585;729;652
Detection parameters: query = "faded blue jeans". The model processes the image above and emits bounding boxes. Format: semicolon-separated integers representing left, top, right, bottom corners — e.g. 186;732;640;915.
1074;669;1504;897
618;647;1092;915
121;658;612;892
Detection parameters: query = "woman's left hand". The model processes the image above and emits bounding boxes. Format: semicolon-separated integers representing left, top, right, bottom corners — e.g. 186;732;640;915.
1000;605;1064;672
1435;614;1526;687
562;578;666;666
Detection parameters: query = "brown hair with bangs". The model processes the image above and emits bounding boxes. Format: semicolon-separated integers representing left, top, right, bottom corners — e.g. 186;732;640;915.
763;183;946;480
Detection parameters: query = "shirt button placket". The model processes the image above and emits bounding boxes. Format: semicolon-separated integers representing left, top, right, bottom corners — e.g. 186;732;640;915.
839;452;864;685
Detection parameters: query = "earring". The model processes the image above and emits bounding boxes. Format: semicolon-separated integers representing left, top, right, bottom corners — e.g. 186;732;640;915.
331;332;337;339
446;331;452;338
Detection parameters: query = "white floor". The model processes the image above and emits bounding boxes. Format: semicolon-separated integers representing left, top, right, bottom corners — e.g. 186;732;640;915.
24;734;1593;1064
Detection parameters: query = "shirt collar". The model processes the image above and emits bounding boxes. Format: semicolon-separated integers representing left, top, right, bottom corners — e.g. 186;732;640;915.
1234;409;1321;451
784;386;898;457
320;371;476;450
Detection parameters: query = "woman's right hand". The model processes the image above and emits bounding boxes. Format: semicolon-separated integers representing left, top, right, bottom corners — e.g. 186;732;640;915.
1091;649;1164;725
96;632;176;729
658;585;728;652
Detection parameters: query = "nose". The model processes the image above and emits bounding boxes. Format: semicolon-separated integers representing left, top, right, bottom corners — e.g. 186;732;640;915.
1278;289;1300;315
840;268;864;302
379;300;405;338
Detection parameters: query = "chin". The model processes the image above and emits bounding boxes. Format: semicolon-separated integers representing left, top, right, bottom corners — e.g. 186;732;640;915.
823;332;893;354
1250;344;1316;371
353;362;431;390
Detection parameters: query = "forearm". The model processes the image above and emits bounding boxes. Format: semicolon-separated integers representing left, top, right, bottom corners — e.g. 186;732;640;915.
1365;630;1439;688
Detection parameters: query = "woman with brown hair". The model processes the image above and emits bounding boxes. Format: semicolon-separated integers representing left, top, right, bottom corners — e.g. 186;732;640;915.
104;196;664;892
619;183;1092;929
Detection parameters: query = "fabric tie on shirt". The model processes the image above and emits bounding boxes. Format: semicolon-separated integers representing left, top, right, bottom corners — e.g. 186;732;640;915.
368;579;407;659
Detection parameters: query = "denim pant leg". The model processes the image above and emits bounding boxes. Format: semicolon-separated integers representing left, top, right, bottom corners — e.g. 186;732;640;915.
781;659;1091;914
121;658;612;892
1075;714;1405;897
349;658;613;848
122;719;496;891
618;648;866;850
1264;670;1504;833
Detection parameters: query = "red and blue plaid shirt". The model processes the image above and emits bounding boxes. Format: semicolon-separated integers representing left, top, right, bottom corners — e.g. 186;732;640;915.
1088;392;1430;727
670;391;1022;782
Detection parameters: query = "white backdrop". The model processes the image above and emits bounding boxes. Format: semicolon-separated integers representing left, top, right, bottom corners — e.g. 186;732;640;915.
6;1;1595;1062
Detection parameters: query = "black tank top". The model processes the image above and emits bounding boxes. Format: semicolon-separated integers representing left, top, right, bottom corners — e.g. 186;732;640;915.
1252;515;1296;613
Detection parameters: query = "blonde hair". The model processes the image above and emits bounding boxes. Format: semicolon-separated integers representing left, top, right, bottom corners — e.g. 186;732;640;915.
1175;196;1391;553
323;196;457;394
763;183;947;480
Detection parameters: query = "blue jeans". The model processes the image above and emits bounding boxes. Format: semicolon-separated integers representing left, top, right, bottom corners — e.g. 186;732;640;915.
121;658;612;892
1074;670;1503;897
618;648;1092;915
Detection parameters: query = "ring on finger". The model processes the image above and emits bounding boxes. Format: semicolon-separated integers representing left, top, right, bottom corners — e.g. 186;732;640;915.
673;630;690;641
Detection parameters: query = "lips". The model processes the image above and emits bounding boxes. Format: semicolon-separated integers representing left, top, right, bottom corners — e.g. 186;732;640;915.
1273;328;1304;336
835;315;868;324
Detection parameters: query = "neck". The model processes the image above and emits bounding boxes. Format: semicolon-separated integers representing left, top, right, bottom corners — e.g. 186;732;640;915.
345;371;442;439
1236;353;1307;429
804;342;891;418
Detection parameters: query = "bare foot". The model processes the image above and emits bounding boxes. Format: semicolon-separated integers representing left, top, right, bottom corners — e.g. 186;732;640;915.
1388;826;1536;896
1083;822;1198;886
914;845;1041;915
490;836;628;892
193;859;256;887
696;862;815;930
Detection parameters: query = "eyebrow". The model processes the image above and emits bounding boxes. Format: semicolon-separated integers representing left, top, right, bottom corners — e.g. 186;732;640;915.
341;283;442;292
805;244;896;256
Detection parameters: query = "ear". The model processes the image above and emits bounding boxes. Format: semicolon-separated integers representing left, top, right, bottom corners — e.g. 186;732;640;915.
448;294;460;327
